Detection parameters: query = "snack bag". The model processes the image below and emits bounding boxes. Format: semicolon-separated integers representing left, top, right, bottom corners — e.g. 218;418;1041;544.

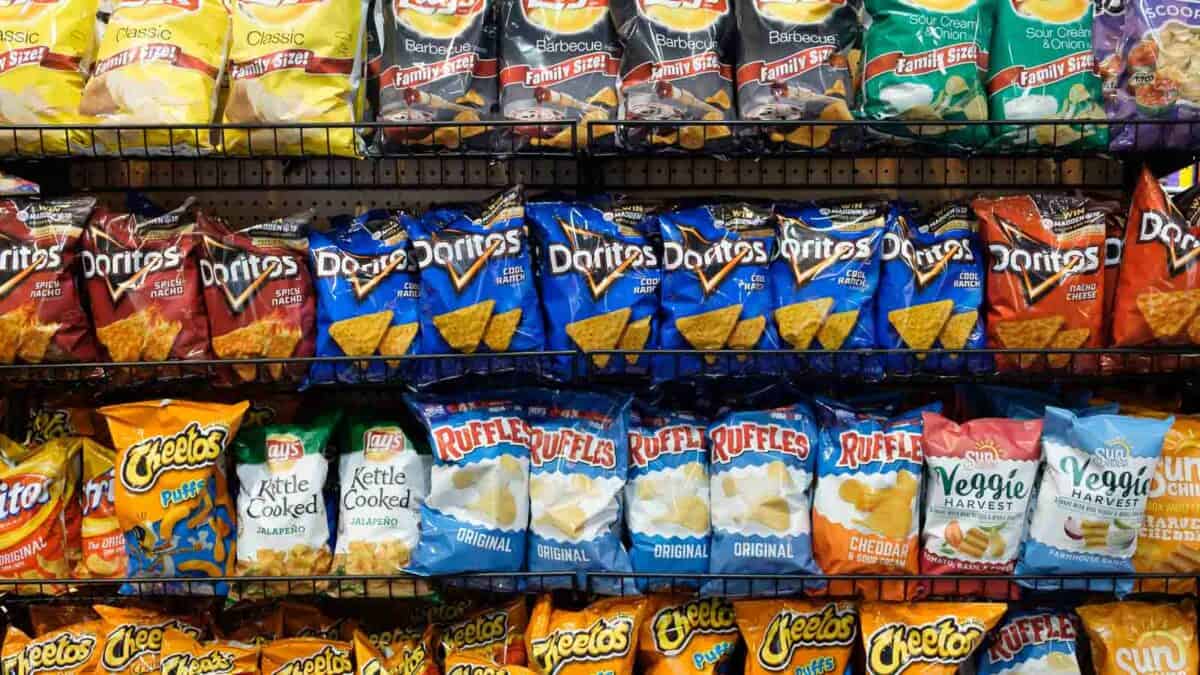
1077;600;1200;675
443;596;529;666
223;601;284;644
261;638;354;675
223;0;367;157
918;413;1042;598
497;0;620;151
0;197;98;364
309;209;421;384
640;596;737;675
334;416;430;596
0;437;71;591
445;656;535;675
1098;196;1126;373
877;203;986;374
771;200;884;377
609;0;735;152
1;624;100;675
1094;0;1124;115
282;603;349;640
860;602;1006;675
80;0;229;155
24;402;97;445
707;403;819;596
1131;411;1200;593
76;439;127;579
975;194;1106;372
409;187;544;381
735;599;855;675
200;211;316;383
406;393;530;575
1015;407;1172;595
812;399;937;599
656;203;779;380
524;389;633;589
0;0;97;155
29;605;99;636
858;0;990;147
99;399;247;595
528;198;660;379
527;595;646;675
83;197;210;363
234;411;339;593
978;610;1081;675
93;605;205;674
625;406;710;583
160;628;259;675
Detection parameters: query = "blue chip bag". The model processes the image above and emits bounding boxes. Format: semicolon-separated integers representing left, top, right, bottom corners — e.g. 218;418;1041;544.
707;402;820;596
409;186;544;381
626;405;710;589
978;610;1081;675
309;209;421;384
771;200;884;378
977;385;1118;420
406;392;530;576
528;198;660;380
877;203;987;374
1016;407;1173;595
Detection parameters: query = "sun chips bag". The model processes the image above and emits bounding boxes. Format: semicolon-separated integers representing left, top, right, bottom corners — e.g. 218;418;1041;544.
978;610;1081;675
160;628;259;675
1015;407;1172;595
1130;409;1200;593
93;605;206;674
76;439;127;579
527;595;646;675
735;599;856;675
99;398;247;595
1;623;100;675
861;602;1005;675
1078;600;1200;675
0;438;71;591
223;0;368;157
639;595;737;675
261;638;354;675
0;0;98;155
80;0;229;155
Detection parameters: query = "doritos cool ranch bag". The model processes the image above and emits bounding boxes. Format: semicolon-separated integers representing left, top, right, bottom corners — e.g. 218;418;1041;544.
735;599;856;675
224;0;367;157
77;439;128;579
639;596;737;675
93;605;205;674
1;623;99;675
1078;600;1200;675
160;628;259;675
978;610;1081;675
861;602;1005;675
79;0;229;155
527;595;646;675
99;399;247;595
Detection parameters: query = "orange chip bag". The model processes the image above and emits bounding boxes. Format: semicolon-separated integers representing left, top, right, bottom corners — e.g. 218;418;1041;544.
356;629;440;675
445;656;536;675
734;599;856;675
443;596;529;666
860;602;1005;675
282;602;350;640
1;623;101;675
224;601;285;645
1078;600;1200;675
29;605;99;636
160;627;259;675
75;439;126;580
639;596;737;675
1130;410;1200;594
387;626;438;675
0;436;72;593
526;595;646;675
261;638;354;675
93;605;205;674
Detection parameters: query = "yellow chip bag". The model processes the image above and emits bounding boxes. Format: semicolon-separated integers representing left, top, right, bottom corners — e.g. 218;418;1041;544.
1;623;100;675
261;638;354;675
860;602;1005;675
0;0;97;155
443;597;529;666
1129;410;1200;594
93;605;205;675
639;596;738;675
80;0;230;155
98;399;248;594
223;0;367;157
0;436;71;593
527;595;646;675
734;599;856;675
160;627;259;675
1078;600;1200;675
75;439;127;579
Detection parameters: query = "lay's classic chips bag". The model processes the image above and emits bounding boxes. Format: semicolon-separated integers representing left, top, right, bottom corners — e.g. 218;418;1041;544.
861;602;1006;675
261;638;354;675
639;596;737;675
1131;411;1200;593
735;599;856;675
442;596;529;666
76;438;127;579
1078;600;1200;675
99;399;247;595
93;605;205;675
160;628;259;675
1;623;100;675
527;595;646;675
978;610;1081;675
528;198;660;380
0;437;72;592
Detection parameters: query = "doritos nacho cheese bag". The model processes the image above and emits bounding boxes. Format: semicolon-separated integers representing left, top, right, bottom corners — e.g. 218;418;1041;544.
76;439;127;579
0;196;97;364
93;605;205;674
1129;410;1200;594
2;624;99;675
407;393;530;575
735;599;855;675
975;194;1106;372
261;638;354;675
160;628;259;675
639;596;736;675
707;403;819;596
223;0;367;157
99;398;247;595
527;595;645;675
443;596;529;666
80;0;229;155
0;437;71;591
610;0;735;152
978;610;1081;675
1078;600;1200;675
83;197;210;363
861;602;1005;675
0;0;97;156
1015;407;1171;596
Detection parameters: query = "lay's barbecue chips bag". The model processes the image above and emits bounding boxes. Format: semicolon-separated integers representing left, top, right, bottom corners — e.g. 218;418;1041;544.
861;602;1005;675
977;610;1081;675
639;595;737;675
735;599;856;675
527;595;646;675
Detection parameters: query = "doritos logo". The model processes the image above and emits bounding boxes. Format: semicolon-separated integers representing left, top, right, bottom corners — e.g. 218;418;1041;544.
412;229;524;293
312;248;412;301
81;232;185;303
0;237;63;300
546;220;657;301
82;468;115;516
265;433;304;463
273;646;353;675
865;619;985;675
161;650;238;675
629;424;704;468
4;633;96;675
987;218;1100;305
527;427;616;469
778;217;873;288
395;0;482;15
431;417;530;461
881;232;974;290
118;422;228;494
663;228;769;296
0;475;53;530
1137;210;1200;275
709;422;810;465
200;237;302;312
651;597;736;656
101;622;200;672
529;616;634;675
443;612;508;650
836;430;922;469
756;605;856;671
986;614;1076;663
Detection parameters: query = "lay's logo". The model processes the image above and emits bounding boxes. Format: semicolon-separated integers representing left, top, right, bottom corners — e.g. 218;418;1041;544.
266;433;305;463
529;616;634;675
637;0;727;31
272;645;353;675
118;422;228;494
756;604;856;670
443;612;508;651
161;649;237;675
4;633;95;675
866;619;985;675
651;597;736;656
363;427;407;460
102;622;199;672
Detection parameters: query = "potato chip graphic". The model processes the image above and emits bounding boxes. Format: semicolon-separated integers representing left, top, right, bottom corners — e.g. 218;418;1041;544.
1014;0;1088;23
638;0;727;31
523;0;607;33
752;0;837;24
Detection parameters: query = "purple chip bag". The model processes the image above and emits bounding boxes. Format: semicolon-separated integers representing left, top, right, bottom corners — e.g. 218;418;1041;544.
1112;0;1200;149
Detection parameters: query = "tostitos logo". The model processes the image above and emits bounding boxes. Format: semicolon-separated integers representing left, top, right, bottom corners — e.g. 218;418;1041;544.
522;0;608;33
1011;0;1088;22
637;0;727;32
753;0;842;24
394;0;485;39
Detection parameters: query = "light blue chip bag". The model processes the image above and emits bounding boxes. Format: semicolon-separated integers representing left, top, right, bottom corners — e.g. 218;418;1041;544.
978;609;1081;675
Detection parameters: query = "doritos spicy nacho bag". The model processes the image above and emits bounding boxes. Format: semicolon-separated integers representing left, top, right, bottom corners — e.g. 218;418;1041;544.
1078;600;1200;675
223;0;367;157
93;605;205;674
0;438;71;592
528;198;659;380
200;211;316;383
610;0;735;152
80;0;229;155
861;602;1005;675
1015;407;1171;595
978;610;1081;675
527;595;646;675
261;638;354;675
918;412;1042;598
407;393;530;575
975;194;1106;372
0;196;97;364
734;599;856;675
83;197;210;364
1;624;100;675
707;403;819;596
309;209;421;384
656;202;779;380
99;399;247;595
160;628;259;675
76;439;127;579
639;596;736;675
443;596;529;666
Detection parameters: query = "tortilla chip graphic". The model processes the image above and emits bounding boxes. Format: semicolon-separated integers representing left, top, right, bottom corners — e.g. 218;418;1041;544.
433;300;495;354
1137;289;1200;340
1047;327;1090;369
888;300;953;350
817;309;859;350
379;322;419;366
676;305;741;351
776;298;833;349
618;317;651;365
566;308;631;368
483;308;522;353
330;311;392;357
96;311;149;362
938;310;978;351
